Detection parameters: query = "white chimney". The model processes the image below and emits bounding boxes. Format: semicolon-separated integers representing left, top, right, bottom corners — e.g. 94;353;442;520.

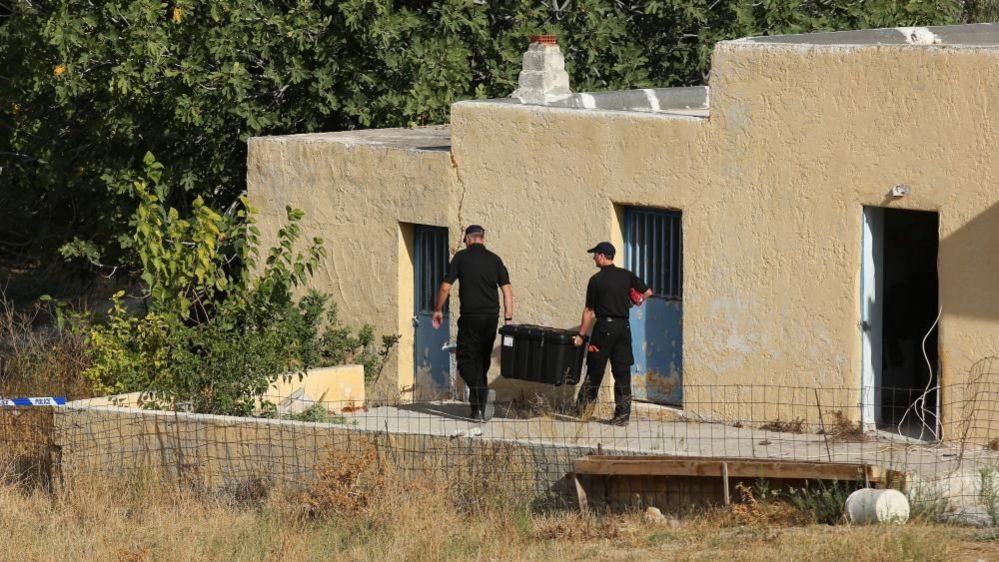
511;35;571;103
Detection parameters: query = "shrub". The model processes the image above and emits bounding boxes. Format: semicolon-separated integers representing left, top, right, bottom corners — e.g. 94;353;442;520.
80;154;397;415
729;481;810;527
980;465;999;526
729;478;854;526
908;482;951;522
786;480;853;525
302;444;386;518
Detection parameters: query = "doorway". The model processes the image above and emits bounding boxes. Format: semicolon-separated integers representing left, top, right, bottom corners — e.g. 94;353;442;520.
860;207;940;438
623;206;683;406
413;225;450;394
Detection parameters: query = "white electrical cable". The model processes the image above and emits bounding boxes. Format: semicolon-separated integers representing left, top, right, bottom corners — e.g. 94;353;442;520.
897;304;943;441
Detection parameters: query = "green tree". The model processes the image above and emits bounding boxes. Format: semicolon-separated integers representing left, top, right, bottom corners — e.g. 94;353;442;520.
1;0;978;273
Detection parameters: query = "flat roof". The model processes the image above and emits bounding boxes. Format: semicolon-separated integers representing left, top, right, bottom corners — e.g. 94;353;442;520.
737;22;999;47
252;126;451;152
252;23;998;148
469;86;710;118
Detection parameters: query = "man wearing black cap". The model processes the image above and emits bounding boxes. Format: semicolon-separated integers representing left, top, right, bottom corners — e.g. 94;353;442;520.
572;241;652;425
431;225;513;422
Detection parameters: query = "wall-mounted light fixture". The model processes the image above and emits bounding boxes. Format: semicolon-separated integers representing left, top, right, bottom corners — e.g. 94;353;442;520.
891;184;911;198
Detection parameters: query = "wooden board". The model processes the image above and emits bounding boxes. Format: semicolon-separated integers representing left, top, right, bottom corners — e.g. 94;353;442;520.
573;455;890;483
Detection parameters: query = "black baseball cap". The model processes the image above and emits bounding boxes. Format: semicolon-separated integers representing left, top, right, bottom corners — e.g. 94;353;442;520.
464;224;485;237
587;241;616;258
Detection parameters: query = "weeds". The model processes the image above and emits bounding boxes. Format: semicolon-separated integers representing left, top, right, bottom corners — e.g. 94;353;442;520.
0;293;91;399
286;404;348;424
726;479;854;527
0;297;84;492
908;482;951;522
760;418;806;434
728;481;811;527
980;466;999;526
786;480;853;525
438;441;538;515
820;410;869;442
302;444;386;518
532;512;622;541
0;408;54;490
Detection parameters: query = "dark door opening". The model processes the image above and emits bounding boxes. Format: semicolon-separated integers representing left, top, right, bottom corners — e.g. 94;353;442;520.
863;207;940;438
413;225;450;394
881;209;939;436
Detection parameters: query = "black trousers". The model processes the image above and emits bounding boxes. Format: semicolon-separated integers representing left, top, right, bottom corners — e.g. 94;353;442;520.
576;318;634;417
455;314;498;413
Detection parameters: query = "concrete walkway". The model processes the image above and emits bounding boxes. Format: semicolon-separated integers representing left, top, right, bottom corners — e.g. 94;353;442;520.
343;401;998;483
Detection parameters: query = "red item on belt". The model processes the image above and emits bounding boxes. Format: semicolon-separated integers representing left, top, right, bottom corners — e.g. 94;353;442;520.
630;287;645;305
587;344;600;353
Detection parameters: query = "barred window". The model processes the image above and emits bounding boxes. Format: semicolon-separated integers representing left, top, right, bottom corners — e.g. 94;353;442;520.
415;226;449;314
624;208;682;300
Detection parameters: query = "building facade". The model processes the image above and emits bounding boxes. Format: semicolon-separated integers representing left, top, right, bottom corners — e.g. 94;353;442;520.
248;24;999;441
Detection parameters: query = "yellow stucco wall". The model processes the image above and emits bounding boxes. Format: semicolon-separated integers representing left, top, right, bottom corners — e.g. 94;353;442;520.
266;365;365;405
248;38;999;438
247;131;456;401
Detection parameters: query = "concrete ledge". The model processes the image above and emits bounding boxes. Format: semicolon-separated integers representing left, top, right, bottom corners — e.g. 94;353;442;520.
248;126;452;152
470;86;709;117
734;23;999;48
266;365;365;406
66;365;366;412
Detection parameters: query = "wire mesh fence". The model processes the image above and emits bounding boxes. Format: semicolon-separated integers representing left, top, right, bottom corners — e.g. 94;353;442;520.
3;381;999;523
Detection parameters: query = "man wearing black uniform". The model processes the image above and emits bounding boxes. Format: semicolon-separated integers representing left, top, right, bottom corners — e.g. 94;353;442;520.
572;242;652;426
432;225;513;422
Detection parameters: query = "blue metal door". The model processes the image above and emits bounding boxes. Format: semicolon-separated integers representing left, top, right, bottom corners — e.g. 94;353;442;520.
414;226;450;390
625;208;683;405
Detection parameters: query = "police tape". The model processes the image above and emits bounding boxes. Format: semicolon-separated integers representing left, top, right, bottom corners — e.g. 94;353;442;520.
0;397;66;407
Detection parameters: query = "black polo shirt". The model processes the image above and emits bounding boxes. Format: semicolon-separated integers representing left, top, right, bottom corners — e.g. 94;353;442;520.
443;244;511;315
585;265;649;319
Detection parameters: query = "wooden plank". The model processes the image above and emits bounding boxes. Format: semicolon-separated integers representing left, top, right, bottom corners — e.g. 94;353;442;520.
575;458;725;477
718;460;868;482
573;456;891;483
579;455;874;467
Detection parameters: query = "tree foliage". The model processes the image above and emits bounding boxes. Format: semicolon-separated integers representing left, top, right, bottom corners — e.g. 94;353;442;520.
0;0;986;268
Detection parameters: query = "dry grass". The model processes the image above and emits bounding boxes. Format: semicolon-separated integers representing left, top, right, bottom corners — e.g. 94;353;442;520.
0;295;91;399
725;482;813;527
759;417;807;434
0;408;54;490
0;453;987;562
301;444;386;517
820;410;870;442
0;294;92;490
